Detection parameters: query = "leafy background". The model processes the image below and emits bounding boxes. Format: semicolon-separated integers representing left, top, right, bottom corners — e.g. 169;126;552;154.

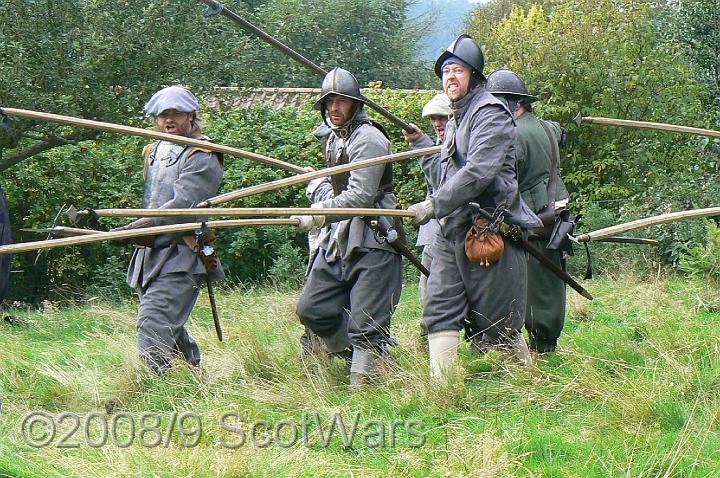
4;0;720;301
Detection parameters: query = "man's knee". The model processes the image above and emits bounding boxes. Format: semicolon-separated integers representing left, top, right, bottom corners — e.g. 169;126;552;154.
295;293;318;328
296;297;344;338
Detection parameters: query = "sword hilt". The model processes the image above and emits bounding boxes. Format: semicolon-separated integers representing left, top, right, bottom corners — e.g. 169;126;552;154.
194;222;214;255
469;202;508;233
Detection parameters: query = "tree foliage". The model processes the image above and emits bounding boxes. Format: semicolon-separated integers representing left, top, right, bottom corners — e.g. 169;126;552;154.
468;0;707;203
465;0;549;40
0;0;424;171
0;0;249;170
659;0;720;107
247;0;427;88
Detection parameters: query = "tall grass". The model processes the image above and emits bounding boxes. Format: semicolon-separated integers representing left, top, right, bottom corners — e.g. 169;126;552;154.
1;274;719;477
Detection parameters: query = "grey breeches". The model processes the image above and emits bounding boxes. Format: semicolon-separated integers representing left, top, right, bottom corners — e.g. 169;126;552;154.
296;249;402;350
136;271;203;371
422;232;527;339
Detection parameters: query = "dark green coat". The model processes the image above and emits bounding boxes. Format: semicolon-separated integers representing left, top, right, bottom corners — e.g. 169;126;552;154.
515;112;568;350
515;113;569;213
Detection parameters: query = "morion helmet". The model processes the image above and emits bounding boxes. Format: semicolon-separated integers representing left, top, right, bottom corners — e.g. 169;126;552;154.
434;34;485;81
485;69;539;103
313;67;364;111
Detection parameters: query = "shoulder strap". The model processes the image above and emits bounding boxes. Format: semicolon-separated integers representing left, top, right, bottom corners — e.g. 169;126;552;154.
185;146;224;167
142;142;157;180
369;120;390;139
142;143;154;160
538;120;560;210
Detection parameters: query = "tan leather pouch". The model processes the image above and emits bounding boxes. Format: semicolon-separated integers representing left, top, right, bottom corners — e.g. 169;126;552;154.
465;217;505;267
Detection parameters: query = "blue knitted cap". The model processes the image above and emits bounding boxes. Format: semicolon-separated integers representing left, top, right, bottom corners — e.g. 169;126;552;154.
441;57;473;73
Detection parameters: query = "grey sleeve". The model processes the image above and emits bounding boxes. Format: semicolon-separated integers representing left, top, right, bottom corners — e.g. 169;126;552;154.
412;134;443;192
320;131;390;212
433;106;515;218
154;151;224;225
307;177;334;203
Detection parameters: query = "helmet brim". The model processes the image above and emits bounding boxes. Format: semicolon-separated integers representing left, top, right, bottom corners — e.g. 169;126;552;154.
434;51;486;81
313;92;366;110
490;91;539;103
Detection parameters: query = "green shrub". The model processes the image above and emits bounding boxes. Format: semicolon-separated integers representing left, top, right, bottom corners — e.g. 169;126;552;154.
3;91;435;302
677;220;720;279
267;242;309;290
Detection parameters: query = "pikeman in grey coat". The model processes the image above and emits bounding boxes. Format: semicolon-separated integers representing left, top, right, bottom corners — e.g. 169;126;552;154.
403;93;451;345
403;93;452;308
293;67;403;388
111;86;224;374
407;35;541;380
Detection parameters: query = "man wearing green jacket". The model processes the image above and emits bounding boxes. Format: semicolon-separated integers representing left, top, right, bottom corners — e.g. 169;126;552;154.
486;68;570;353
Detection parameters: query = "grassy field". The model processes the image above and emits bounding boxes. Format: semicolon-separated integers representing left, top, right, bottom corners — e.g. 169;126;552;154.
0;273;719;477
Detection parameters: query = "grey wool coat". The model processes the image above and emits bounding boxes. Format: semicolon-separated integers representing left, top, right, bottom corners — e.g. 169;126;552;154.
127;136;224;290
419;87;540;337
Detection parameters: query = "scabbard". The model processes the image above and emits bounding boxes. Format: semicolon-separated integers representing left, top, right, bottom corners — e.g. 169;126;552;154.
502;225;593;300
205;275;223;342
390;239;430;277
193;227;224;342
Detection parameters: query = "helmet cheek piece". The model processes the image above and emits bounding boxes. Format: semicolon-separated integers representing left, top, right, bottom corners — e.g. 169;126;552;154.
320;101;330;128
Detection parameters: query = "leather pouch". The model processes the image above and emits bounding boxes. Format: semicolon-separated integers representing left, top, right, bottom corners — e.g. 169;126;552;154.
465;217;505;267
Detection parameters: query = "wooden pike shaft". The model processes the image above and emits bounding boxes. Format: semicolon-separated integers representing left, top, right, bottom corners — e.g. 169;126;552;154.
0;219;299;255
575;113;720;139
21;226;99;236
77;207;416;218
197;146;441;207
576;207;720;242
1;107;307;174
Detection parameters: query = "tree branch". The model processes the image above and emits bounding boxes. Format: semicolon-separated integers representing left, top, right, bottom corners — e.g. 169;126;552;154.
0;130;100;172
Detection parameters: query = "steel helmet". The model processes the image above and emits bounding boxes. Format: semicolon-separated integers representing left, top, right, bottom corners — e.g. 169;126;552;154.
434;34;485;80
313;67;365;111
485;69;539;103
422;93;452;118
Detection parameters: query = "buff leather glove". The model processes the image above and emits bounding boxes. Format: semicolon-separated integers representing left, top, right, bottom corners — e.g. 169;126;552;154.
408;199;434;225
291;203;326;232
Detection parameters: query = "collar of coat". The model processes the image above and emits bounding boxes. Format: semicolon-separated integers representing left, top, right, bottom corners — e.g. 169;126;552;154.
450;87;480;124
451;88;515;126
331;107;370;139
